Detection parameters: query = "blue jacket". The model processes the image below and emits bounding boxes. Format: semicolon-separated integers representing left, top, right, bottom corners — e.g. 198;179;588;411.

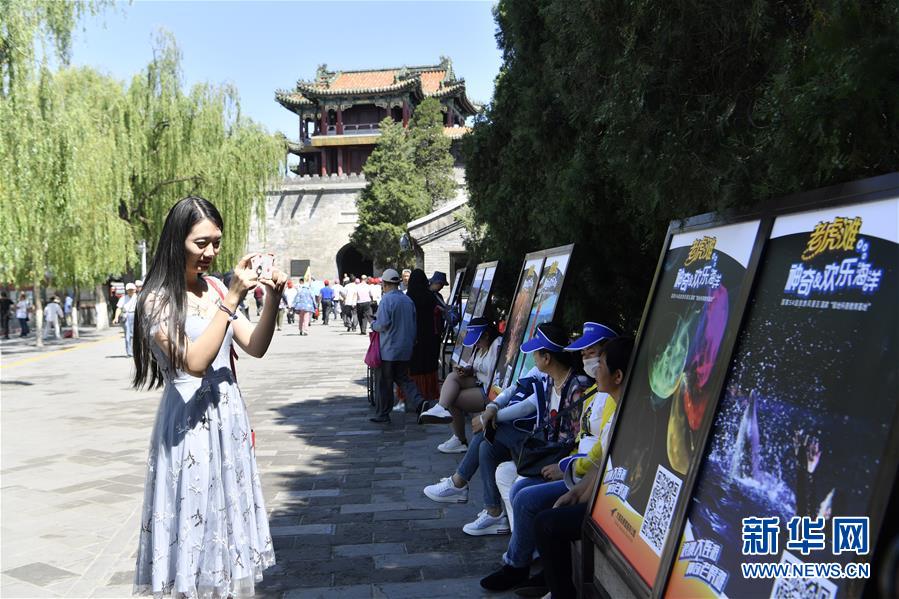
371;289;416;361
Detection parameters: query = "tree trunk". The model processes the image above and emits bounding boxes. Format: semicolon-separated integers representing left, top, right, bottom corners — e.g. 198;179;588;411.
33;279;43;348
72;284;80;339
94;284;109;330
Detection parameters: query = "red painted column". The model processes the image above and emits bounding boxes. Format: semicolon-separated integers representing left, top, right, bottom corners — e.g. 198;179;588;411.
320;109;328;136
446;105;454;126
337;147;344;176
402;100;409;128
320;150;328;176
336;106;344;135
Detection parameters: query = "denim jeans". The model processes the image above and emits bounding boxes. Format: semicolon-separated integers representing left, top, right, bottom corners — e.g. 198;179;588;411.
456;425;530;510
503;479;567;567
124;313;134;356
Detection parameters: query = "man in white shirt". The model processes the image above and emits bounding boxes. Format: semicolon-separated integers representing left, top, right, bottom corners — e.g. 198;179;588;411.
113;283;138;356
342;277;358;332
330;279;344;323
283;280;298;324
43;296;64;340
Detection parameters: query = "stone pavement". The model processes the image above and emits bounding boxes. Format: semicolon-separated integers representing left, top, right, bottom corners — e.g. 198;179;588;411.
1;318;519;598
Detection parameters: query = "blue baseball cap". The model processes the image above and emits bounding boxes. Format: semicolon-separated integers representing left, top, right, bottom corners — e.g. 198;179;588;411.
565;322;618;351
520;327;566;353
462;317;491;347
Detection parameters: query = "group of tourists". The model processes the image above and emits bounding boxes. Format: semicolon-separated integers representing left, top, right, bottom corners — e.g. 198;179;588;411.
360;257;637;596
0;290;75;340
418;321;634;597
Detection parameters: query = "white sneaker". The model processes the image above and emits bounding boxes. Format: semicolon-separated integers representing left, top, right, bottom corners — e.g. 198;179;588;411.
423;476;469;503
392;403;405;412
462;509;511;536
419;403;453;424
437;435;468;454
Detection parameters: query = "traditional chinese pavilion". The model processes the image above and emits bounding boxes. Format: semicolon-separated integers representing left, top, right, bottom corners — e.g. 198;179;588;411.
276;58;479;176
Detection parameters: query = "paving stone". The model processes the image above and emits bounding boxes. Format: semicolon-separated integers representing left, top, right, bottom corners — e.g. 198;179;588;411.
3;562;77;586
270;524;335;536
333;543;406;558
374;552;462;569
340;501;408;514
284;584;373;599
372;509;442;521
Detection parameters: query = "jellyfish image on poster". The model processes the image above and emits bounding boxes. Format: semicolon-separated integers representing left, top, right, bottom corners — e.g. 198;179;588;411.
649;316;692;404
683;286;729;429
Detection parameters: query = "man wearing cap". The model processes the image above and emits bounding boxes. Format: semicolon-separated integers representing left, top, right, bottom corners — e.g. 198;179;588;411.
369;269;425;423
113;282;138;356
428;271;450;334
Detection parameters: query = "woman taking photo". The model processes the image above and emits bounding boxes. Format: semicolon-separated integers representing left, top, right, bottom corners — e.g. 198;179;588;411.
132;196;285;597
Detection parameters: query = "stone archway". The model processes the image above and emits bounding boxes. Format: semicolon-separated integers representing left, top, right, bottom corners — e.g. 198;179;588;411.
335;243;373;280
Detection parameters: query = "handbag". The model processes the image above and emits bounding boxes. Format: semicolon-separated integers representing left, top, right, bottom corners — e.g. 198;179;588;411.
515;436;575;477
364;330;382;368
513;376;596;477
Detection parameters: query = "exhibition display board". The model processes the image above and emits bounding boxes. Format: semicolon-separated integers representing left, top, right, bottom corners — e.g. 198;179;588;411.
489;244;575;396
582;173;899;598
451;261;498;366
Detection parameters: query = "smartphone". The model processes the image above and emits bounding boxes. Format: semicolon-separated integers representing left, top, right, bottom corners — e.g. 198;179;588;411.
484;417;497;444
251;253;275;279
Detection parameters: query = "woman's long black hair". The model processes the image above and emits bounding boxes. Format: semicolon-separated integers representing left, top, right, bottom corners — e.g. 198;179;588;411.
132;196;225;389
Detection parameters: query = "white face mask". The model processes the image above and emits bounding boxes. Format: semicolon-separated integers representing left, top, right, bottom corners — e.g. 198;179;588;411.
583;357;601;378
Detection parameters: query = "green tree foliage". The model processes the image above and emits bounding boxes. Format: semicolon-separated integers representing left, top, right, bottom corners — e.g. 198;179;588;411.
352;104;456;268
1;9;283;345
409;97;455;207
117;33;283;267
0;0;112;96
464;0;899;332
0;30;283;292
352;117;428;267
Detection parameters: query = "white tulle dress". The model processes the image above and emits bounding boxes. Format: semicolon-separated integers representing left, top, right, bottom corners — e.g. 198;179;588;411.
133;302;274;598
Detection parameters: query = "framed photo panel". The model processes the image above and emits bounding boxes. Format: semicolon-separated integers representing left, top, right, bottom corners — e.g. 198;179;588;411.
508;244;576;387
490;252;546;396
586;218;766;594
452;261;498;366
581;173;899;599
662;191;899;599
459;263;498;365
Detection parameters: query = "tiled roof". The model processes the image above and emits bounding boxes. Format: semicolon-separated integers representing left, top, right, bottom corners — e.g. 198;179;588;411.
419;70;447;94
443;126;471;139
276;60;481;115
275;90;312;107
330;69;417;90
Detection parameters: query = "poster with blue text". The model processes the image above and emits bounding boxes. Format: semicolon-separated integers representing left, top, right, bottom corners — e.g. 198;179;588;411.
664;197;899;598
592;220;761;587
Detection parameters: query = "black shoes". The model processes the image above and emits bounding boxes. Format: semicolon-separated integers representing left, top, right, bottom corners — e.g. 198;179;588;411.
514;570;548;597
369;415;391;423
480;564;530;591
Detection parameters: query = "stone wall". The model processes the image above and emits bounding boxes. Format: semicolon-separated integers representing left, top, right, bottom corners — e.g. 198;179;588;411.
247;175;366;280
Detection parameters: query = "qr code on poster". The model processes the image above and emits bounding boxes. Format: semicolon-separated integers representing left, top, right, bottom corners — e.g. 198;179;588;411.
638;464;682;556
769;551;837;599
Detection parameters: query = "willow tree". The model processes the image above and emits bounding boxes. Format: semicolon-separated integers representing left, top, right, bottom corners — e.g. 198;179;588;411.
118;33;284;269
1;16;284;346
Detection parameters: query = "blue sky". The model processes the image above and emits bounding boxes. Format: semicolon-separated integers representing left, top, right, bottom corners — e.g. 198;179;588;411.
70;1;502;139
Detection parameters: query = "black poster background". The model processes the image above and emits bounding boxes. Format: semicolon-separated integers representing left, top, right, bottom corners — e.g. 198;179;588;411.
664;211;899;598
594;224;759;586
